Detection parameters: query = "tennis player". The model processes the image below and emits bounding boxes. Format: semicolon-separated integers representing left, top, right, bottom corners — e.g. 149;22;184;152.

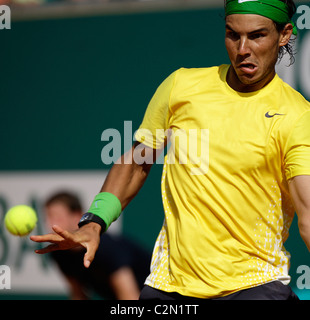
31;0;310;300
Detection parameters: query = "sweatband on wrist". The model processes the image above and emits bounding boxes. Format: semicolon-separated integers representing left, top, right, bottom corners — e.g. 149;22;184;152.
225;0;298;35
88;192;122;231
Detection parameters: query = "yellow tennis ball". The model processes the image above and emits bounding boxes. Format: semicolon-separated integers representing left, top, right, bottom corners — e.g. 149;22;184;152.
4;205;38;236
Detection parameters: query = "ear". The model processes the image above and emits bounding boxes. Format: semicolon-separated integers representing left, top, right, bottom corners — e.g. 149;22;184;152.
279;23;293;48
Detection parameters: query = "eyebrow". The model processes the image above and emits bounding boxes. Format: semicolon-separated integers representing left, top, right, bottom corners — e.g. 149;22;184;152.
225;24;269;34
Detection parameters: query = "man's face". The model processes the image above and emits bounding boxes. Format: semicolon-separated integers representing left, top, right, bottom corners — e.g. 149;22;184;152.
225;14;289;92
45;203;81;232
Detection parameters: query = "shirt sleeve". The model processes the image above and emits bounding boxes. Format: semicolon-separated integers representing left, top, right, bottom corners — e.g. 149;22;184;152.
284;111;310;180
134;70;177;149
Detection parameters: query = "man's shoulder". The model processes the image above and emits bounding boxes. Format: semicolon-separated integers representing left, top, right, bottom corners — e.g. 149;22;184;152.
175;64;227;77
172;64;228;88
277;75;310;110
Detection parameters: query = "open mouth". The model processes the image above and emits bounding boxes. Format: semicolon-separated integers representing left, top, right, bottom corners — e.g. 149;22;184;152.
238;63;258;74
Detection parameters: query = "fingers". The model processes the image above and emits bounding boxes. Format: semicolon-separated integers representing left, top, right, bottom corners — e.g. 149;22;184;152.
30;232;63;244
34;243;59;254
30;225;74;244
30;227;63;255
30;225;75;254
83;248;95;268
52;225;73;241
83;238;100;268
30;223;101;267
84;257;91;269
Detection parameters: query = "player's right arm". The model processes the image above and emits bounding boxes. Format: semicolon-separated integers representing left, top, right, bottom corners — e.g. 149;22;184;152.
100;141;158;211
30;142;160;268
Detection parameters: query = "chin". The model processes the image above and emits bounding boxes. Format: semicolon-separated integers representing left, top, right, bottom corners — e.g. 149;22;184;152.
237;74;258;86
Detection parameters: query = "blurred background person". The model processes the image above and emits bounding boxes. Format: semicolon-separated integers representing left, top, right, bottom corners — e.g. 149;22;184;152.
44;191;151;300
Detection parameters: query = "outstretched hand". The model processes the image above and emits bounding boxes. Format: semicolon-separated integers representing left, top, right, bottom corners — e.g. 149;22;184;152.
30;223;101;268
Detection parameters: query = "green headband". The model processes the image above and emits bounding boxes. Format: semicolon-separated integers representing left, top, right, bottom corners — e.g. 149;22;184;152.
225;0;297;35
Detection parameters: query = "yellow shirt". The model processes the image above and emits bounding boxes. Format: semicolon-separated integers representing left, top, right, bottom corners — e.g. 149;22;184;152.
134;65;310;298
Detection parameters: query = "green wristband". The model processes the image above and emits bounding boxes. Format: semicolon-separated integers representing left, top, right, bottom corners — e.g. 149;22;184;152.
88;192;122;231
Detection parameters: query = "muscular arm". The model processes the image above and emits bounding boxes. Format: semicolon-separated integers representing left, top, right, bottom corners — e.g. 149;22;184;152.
288;175;310;251
101;142;157;210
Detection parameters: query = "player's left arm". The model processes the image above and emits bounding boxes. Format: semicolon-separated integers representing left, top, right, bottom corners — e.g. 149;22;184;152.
288;175;310;251
65;275;89;300
109;266;140;300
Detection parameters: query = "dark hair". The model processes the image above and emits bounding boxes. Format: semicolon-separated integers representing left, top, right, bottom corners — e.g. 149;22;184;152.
275;0;297;65
45;192;82;213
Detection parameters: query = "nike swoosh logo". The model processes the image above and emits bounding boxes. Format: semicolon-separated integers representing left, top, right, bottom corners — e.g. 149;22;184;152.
95;200;101;208
265;112;286;118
